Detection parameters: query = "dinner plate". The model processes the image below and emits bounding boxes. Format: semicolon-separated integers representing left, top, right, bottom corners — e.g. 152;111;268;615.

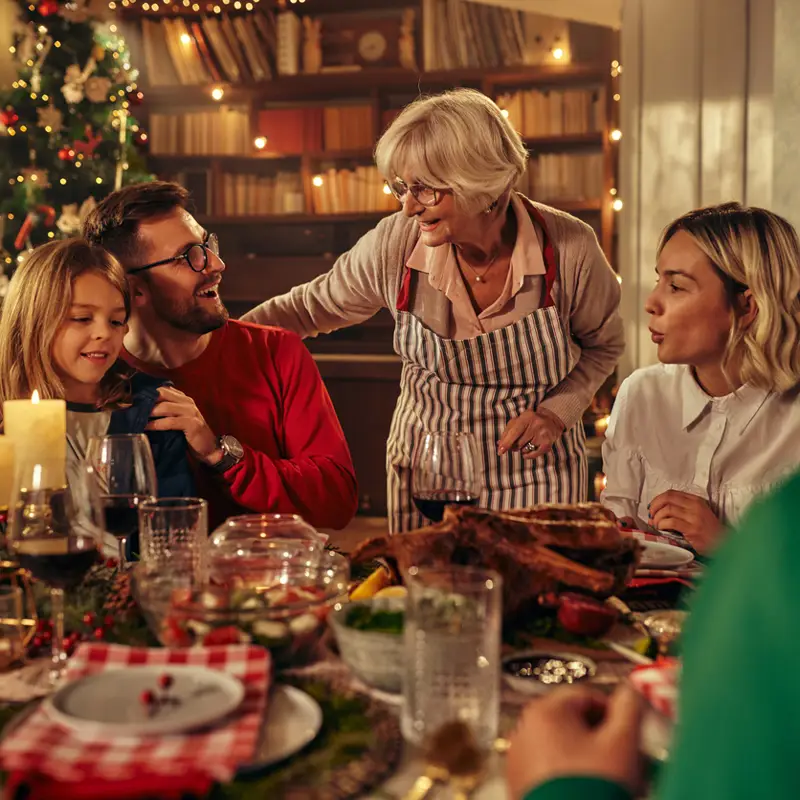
43;665;245;737
238;684;323;775
639;540;695;569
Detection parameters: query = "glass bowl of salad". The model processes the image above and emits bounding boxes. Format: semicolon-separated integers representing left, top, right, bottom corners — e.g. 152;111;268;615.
133;540;349;669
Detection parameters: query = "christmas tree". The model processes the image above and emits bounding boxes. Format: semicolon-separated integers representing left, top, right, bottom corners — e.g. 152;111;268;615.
0;0;151;290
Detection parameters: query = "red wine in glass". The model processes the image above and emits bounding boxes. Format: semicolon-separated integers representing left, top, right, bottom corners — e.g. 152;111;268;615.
15;536;99;591
101;494;146;539
412;489;480;522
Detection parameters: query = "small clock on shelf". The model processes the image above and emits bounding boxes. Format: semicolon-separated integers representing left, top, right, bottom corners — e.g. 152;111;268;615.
358;30;388;63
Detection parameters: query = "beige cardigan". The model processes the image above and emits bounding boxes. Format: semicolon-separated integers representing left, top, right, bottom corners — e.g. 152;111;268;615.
242;197;624;430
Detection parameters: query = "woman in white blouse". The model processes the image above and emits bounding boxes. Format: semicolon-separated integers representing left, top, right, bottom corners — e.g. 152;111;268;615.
602;202;800;553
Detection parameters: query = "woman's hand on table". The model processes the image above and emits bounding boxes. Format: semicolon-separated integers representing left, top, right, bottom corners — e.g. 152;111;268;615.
648;490;721;553
506;685;644;800
497;408;565;459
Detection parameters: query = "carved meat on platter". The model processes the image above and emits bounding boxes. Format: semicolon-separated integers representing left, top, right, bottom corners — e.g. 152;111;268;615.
350;504;641;616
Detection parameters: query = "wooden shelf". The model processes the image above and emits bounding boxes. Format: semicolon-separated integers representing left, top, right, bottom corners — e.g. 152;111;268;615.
198;211;395;225
198;202;600;226
148;134;602;167
137;64;609;107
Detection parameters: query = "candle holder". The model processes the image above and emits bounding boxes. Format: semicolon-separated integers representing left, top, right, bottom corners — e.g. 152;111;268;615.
0;560;38;651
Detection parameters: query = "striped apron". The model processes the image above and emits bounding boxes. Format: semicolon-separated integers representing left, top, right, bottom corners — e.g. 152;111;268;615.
386;208;588;533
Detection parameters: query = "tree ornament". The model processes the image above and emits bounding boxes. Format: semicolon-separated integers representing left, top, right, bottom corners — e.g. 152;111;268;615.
57;145;75;161
84;75;111;103
37;0;59;16
36;103;63;131
0;109;19;128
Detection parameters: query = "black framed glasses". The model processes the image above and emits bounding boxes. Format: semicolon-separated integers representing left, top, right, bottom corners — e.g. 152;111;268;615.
128;233;220;275
386;178;450;208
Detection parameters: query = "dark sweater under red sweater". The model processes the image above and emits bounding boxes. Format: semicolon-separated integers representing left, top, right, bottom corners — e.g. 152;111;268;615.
124;319;358;531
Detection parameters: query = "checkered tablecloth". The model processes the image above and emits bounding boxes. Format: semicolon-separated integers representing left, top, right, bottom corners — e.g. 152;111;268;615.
630;659;680;721
0;643;270;786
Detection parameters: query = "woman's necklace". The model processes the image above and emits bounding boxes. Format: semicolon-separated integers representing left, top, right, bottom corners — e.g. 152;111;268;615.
455;248;500;283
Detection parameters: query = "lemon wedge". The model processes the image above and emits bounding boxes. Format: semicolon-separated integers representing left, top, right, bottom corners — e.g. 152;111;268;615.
374;585;408;600
350;567;391;600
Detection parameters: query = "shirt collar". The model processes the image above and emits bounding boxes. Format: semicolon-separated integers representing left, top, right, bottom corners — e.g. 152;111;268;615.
406;192;547;281
680;365;770;433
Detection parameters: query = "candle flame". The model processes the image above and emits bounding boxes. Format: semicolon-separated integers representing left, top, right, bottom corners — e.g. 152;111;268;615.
31;390;40;404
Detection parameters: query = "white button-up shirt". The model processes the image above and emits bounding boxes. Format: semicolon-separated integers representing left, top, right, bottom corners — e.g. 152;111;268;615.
601;363;800;530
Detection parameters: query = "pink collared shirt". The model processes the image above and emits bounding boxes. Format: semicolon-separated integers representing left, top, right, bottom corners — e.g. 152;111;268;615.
405;193;547;339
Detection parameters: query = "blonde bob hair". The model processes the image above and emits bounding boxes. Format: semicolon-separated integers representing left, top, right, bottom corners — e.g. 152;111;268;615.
658;202;800;393
0;237;133;414
375;88;529;215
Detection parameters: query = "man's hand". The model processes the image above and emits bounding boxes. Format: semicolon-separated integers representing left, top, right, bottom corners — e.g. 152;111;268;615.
506;685;644;800
146;386;222;466
497;408;566;459
648;490;721;553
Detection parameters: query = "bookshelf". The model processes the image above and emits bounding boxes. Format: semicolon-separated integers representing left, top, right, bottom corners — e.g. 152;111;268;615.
123;2;620;515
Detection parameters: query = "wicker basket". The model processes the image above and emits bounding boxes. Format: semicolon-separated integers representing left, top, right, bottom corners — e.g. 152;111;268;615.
329;598;405;693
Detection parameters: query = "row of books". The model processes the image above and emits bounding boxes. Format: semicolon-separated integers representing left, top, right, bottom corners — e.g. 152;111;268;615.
422;0;526;71
499;88;606;138
148;109;250;155
219;171;305;215
310;167;400;215
517;153;605;203
141;14;277;87
257;105;374;155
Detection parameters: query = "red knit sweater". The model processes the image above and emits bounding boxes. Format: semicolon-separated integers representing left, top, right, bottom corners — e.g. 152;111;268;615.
123;320;358;531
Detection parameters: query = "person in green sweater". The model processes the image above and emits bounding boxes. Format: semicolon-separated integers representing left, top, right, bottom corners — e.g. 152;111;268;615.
507;468;800;800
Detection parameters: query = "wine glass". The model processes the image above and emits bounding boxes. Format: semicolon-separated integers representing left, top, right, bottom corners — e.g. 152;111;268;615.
84;434;157;566
6;458;103;684
412;431;482;523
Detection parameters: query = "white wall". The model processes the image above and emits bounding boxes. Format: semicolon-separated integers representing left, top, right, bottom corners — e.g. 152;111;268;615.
618;0;793;376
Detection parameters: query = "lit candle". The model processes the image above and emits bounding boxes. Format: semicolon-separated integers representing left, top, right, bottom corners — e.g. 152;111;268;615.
0;436;14;512
3;391;66;488
593;472;607;500
594;414;611;437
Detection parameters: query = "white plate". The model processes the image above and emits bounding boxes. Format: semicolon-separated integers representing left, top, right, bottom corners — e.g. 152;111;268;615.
44;665;244;737
639;540;695;569
239;684;323;774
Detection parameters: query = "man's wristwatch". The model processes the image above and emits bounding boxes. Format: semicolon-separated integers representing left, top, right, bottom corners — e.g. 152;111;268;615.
210;434;244;473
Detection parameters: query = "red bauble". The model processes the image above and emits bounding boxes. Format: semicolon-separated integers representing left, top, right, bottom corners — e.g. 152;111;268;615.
37;0;58;15
58;145;75;162
126;90;144;106
0;109;19;128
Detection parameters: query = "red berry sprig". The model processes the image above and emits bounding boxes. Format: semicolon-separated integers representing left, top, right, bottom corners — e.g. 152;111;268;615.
139;674;178;717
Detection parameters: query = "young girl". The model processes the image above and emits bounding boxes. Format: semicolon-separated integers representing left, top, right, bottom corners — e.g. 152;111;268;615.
602;202;800;553
0;238;194;546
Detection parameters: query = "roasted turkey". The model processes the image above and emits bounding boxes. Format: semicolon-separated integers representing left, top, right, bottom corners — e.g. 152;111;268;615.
350;503;642;616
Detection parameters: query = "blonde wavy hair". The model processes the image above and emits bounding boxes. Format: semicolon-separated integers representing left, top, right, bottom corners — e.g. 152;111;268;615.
658;202;800;393
374;88;529;215
0;238;133;415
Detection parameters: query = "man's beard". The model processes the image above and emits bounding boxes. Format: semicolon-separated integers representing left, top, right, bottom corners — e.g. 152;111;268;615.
151;291;230;334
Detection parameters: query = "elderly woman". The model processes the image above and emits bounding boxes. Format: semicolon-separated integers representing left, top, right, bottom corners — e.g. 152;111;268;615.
244;88;624;533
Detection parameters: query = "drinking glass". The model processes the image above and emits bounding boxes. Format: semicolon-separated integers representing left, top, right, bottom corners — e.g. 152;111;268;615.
412;432;482;522
84;434;157;565
138;498;208;580
0;586;25;669
6;459;103;684
401;565;502;751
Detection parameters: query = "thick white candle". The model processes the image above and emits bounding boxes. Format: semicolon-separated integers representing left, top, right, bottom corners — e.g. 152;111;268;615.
0;436;14;511
3;391;66;488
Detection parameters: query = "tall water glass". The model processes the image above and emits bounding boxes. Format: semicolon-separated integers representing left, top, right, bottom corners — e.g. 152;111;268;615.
401;565;502;751
138;498;208;580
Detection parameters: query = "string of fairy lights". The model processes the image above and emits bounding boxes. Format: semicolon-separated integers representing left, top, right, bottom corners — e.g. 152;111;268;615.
107;0;306;17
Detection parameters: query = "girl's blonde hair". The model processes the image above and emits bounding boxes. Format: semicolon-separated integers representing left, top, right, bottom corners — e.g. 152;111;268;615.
0;238;133;412
658;202;800;393
374;88;529;215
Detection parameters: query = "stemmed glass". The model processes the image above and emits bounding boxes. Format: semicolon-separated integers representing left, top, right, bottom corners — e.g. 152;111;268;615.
412;432;482;523
84;434;157;566
6;459;103;684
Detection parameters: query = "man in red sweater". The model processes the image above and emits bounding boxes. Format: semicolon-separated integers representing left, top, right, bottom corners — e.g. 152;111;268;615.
82;181;357;531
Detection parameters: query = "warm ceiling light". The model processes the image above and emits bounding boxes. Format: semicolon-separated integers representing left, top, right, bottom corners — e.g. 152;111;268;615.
610;129;622;142
211;87;224;101
254;136;267;150
312;175;324;187
552;47;564;60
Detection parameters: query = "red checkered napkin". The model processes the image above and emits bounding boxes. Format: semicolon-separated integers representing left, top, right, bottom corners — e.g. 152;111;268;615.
0;643;270;785
630;658;680;721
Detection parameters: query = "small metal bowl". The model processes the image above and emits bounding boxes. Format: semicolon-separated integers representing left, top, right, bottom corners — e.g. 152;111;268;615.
502;649;597;696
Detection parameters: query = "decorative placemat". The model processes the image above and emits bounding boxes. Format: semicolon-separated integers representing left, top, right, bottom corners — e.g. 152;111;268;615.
217;673;403;800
